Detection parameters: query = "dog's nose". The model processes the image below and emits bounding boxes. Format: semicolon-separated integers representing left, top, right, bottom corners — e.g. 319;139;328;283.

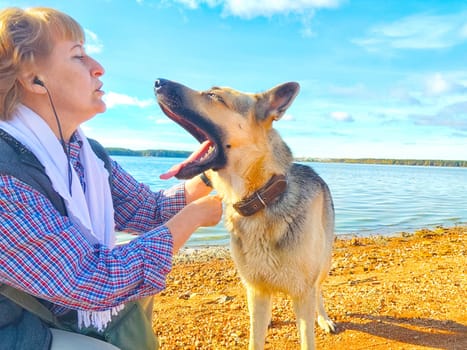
154;78;168;90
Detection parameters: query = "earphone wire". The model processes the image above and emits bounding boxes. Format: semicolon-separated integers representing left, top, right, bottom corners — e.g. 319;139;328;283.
43;86;73;195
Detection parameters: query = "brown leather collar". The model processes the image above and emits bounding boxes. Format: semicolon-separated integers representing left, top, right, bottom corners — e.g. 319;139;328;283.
233;174;287;216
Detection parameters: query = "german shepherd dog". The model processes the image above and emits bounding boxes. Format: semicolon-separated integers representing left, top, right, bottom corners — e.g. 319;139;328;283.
155;78;336;349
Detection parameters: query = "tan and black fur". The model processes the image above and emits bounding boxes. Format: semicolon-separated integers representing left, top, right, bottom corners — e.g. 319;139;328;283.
155;79;336;349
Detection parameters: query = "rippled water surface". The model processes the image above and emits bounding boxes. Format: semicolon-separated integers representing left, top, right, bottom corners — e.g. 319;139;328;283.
114;156;467;246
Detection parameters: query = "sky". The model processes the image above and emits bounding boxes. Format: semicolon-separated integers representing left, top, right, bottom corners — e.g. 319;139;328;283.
5;0;467;160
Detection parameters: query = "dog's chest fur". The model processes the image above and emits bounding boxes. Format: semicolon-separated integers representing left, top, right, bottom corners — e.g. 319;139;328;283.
220;164;329;295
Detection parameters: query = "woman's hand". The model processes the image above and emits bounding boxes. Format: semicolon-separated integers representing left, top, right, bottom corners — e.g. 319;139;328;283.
166;194;223;253
187;194;223;227
183;172;214;204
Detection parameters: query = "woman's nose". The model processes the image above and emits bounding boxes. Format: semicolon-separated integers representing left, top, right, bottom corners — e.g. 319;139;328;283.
91;57;105;77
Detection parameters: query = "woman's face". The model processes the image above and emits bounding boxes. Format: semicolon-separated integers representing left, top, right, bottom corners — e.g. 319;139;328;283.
37;39;106;127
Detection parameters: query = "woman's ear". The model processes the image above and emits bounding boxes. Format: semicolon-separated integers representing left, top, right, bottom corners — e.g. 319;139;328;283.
18;71;47;94
33;77;44;87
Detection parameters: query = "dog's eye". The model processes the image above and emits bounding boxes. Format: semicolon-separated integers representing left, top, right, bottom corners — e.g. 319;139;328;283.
207;92;225;104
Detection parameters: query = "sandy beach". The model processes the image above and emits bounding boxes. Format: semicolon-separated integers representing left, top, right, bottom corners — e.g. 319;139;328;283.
152;226;466;349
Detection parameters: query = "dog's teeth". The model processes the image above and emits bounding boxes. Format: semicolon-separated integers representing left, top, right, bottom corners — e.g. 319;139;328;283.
197;145;216;164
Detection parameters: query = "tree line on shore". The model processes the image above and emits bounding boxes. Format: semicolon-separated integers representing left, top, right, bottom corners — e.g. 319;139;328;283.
106;148;466;167
296;157;467;167
106;148;191;158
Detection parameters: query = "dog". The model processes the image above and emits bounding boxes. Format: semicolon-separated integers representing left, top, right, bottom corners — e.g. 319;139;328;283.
155;78;336;349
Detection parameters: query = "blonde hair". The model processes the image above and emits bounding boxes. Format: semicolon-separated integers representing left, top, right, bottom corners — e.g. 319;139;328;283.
0;7;84;120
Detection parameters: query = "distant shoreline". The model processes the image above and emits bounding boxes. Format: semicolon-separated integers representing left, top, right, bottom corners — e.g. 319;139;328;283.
106;147;467;167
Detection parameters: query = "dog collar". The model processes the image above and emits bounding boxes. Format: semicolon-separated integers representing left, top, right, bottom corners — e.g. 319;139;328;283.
233;174;287;216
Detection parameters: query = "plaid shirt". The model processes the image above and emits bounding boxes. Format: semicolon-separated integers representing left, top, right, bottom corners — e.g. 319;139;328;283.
0;138;185;314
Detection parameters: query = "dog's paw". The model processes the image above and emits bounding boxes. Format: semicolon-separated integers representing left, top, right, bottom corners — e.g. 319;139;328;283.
317;315;336;333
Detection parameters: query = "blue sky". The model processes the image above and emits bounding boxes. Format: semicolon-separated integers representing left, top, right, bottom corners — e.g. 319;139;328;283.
7;0;467;160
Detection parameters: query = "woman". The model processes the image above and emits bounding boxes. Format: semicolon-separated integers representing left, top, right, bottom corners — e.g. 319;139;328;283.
0;7;222;350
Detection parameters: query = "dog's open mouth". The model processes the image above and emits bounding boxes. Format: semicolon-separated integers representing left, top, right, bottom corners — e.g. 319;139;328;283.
157;103;224;180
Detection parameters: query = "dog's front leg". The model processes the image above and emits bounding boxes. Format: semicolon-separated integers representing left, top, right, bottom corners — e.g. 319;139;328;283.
293;287;317;350
246;286;272;350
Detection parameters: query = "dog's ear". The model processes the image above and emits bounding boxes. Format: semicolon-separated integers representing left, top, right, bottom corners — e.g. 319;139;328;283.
256;82;300;123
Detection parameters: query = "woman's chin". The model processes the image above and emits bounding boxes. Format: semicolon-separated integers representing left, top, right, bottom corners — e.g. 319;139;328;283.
84;104;107;121
95;101;107;113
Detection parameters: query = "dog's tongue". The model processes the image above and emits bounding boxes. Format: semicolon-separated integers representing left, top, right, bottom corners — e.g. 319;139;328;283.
160;140;212;180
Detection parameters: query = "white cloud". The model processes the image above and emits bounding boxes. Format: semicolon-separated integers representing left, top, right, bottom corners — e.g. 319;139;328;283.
146;115;171;124
411;101;467;131
170;0;343;36
282;113;295;121
330;111;354;122
390;88;422;106
171;0;221;10
424;73;467;97
425;73;450;96
171;0;343;17
354;12;467;52
155;118;173;124
172;0;199;9
103;92;155;109
84;29;103;54
220;0;341;19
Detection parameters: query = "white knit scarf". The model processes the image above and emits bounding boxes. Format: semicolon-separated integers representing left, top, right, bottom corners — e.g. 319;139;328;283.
0;104;124;331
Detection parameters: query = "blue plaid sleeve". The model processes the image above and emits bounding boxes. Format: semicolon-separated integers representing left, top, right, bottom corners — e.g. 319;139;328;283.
0;170;181;313
110;159;186;232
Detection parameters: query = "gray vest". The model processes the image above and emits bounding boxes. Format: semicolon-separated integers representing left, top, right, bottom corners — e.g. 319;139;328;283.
0;129;112;350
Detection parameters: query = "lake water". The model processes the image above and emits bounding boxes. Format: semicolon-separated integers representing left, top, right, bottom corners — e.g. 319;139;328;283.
113;156;467;247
